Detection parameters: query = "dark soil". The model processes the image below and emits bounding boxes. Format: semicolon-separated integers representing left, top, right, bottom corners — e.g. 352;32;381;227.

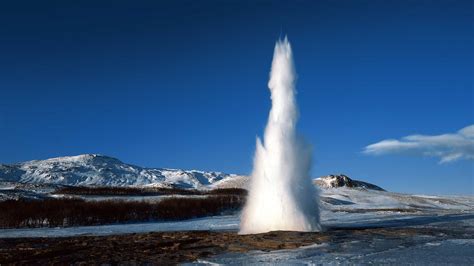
0;226;470;265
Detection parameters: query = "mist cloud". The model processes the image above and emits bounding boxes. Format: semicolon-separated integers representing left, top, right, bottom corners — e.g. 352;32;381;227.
363;125;474;163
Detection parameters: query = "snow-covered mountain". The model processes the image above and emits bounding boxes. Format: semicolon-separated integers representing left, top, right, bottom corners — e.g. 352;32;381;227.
0;154;386;192
314;174;385;191
0;154;243;189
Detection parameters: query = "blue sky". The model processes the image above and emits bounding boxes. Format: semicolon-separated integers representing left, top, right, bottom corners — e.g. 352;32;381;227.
0;1;472;195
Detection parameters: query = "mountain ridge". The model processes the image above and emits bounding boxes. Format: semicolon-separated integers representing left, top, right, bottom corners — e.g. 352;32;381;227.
315;174;385;191
0;154;383;191
0;154;241;189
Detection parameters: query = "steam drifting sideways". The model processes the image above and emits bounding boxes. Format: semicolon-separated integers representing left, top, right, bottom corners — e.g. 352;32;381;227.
240;37;321;234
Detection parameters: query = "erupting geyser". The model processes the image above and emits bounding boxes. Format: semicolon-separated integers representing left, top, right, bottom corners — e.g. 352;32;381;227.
239;37;320;234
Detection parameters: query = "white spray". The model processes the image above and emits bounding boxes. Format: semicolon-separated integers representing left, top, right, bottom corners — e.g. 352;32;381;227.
240;37;320;234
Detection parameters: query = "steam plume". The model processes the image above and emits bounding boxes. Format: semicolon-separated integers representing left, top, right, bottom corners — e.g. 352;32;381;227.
239;37;320;234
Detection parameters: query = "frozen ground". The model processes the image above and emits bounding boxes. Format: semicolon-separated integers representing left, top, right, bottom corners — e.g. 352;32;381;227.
2;210;472;264
188;188;473;265
0;215;240;238
195;236;474;265
0;186;472;264
192;213;474;265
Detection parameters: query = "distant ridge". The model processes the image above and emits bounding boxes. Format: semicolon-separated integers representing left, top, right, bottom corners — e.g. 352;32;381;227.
314;174;385;191
0;155;384;191
0;154;242;189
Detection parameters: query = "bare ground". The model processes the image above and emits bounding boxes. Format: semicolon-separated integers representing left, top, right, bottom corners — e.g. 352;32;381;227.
1;223;472;265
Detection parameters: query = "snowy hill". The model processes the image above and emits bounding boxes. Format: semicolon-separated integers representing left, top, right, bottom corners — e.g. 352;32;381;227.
0;154;242;189
314;174;385;191
1;154;386;193
211;175;250;189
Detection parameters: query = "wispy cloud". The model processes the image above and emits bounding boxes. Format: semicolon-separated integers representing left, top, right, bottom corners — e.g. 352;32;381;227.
363;125;474;163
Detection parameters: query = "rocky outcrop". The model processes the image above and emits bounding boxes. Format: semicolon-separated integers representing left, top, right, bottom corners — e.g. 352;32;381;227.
314;174;385;191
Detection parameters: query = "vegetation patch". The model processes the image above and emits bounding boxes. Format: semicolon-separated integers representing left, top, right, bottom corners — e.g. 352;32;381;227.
54;186;247;196
0;194;246;228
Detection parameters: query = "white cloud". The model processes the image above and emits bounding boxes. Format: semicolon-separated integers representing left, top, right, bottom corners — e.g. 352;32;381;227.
363;125;474;163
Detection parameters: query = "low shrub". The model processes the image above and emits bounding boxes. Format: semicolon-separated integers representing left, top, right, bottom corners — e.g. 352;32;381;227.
54;186;248;196
54;186;197;196
0;195;246;228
